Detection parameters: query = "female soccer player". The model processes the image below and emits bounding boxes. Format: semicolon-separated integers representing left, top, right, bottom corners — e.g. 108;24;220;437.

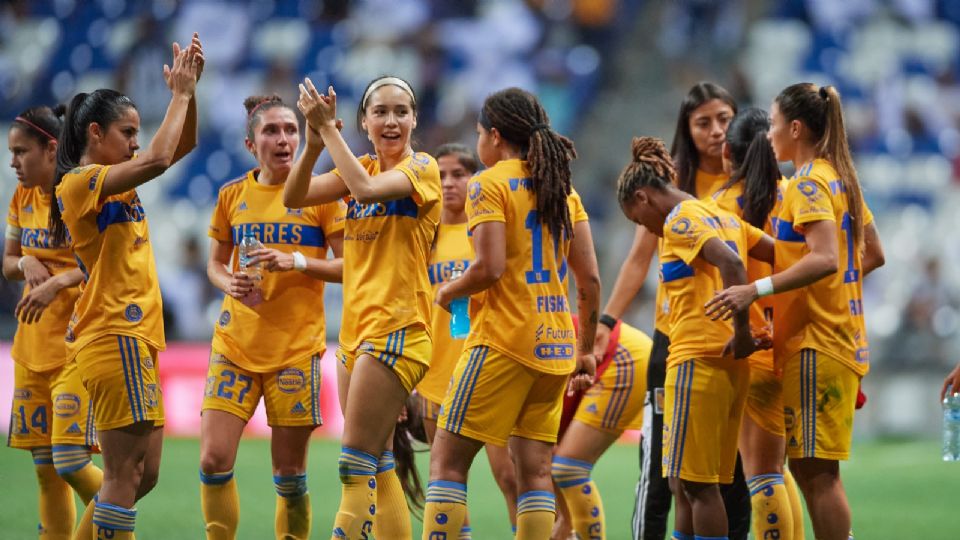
594;82;748;540
552;318;652;540
198;95;345;540
49;34;202;540
414;142;518;537
283;75;441;540
618;136;771;540
5;105;103;538
713;107;804;540
707;84;885;540
422;87;601;540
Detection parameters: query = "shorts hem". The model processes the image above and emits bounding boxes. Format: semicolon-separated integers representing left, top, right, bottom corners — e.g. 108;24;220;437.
450;425;507;447
265;419;323;428
509;429;557;445
745;407;785;438
201;406;253;423
572;416;633;435
787;450;850;461
664;472;730;484
8;439;50;450
95;416;164;431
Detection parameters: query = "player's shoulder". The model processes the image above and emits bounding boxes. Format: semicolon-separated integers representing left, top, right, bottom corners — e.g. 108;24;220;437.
218;171;250;195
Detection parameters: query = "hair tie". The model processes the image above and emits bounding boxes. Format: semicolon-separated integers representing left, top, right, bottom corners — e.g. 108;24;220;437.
530;123;550;134
818;86;829;100
248;99;275;118
14;116;56;141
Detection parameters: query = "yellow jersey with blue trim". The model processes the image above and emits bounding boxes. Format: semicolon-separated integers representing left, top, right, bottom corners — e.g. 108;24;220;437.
770;159;874;376
464;158;589;375
416;221;474;404
660;198;765;367
334;152;441;350
55;164;164;359
712;181;777;373
654;169;730;334
6;185;81;371
208;169;346;372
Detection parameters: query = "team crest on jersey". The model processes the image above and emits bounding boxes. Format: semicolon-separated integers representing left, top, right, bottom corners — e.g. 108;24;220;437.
670;217;692;235
468;181;481;201
145;384;159;408
277;368;306;393
358;341;375;355
204;376;216;397
218;310;231;327
143;355;154;369
54;393;81;417
286;207;303;216
783;406;796;432
124;303;143;322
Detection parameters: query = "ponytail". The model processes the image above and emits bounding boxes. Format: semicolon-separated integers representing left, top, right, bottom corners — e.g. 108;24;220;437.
50;89;136;246
776;83;863;251
479;87;575;241
392;395;428;520
722;107;780;228
818;86;864;252
617;136;676;205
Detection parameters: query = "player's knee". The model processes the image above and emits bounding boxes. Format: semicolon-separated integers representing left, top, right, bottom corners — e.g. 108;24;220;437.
199;449;234;474
137;467;160;499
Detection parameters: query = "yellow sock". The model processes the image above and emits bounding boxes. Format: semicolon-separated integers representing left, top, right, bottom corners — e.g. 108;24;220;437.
784;468;805;540
516;490;556;540
274;474;311;540
33;452;75;540
373;451;411;540
200;470;239;540
92;500;136;539
74;497;95;540
747;474;795;540
332;447;378;539
422;481;467;540
552;456;605;539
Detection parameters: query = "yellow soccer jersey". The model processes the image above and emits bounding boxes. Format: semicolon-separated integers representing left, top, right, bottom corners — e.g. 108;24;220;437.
660;198;765;367
56;164;164;359
334;152;441;350
770;159;874;376
465;158;588;376
208;169;346;373
653;170;731;334
712;181;776;373
6;185;80;371
417;221;473;404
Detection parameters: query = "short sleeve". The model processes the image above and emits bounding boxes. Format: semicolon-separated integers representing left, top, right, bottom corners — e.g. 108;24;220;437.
663;202;719;265
568;189;589;223
396;152;441;207
57;165;109;220
786;176;835;229
744;221;765;249
207;190;233;243
467;174;506;229
862;200;874;226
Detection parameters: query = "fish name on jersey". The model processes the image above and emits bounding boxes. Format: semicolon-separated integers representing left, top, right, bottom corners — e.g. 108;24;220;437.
536;294;569;313
231;222;325;247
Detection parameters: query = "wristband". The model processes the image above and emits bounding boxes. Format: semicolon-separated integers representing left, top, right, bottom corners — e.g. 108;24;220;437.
292;251;307;271
16;256;26;272
598;313;618;330
754;276;774;297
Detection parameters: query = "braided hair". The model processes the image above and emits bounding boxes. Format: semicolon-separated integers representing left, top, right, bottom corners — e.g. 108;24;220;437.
616;137;677;205
479;87;576;241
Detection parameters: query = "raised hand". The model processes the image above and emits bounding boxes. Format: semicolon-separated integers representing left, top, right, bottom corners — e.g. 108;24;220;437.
163;33;202;97
297;77;338;129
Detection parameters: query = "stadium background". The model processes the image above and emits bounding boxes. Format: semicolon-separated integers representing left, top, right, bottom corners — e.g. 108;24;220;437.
0;0;958;537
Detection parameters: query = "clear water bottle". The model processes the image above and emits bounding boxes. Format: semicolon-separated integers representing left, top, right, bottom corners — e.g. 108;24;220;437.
448;267;470;340
943;388;960;462
238;232;264;281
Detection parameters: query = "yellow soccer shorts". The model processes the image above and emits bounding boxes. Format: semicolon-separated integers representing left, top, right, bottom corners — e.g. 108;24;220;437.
8;360;96;449
438;345;568;446
783;349;859;461
745;366;786;437
662;357;749;484
202;349;323;427
574;350;647;434
414;391;442;423
336;325;431;394
76;335;164;432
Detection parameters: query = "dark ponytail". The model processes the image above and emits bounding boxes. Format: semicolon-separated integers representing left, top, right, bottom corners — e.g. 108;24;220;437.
392;394;428;520
776;83;864;251
670;81;737;196
480;87;576;241
50;89;136;245
723;107;780;228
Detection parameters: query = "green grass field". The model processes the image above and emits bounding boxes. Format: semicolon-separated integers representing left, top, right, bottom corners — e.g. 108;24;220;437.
0;438;955;539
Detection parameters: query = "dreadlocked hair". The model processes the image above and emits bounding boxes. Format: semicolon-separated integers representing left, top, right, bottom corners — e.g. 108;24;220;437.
243;94;291;142
392;393;428;520
479;87;576;241
616;137;677;205
776;83;864;252
723;107;780;228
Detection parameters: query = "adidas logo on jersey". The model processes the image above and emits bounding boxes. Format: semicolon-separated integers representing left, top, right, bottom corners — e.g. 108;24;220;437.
586;403;599;414
287;207;302;216
66;422;82;434
290;402;307;415
23;204;33;213
238;201;248;211
789;436;799;447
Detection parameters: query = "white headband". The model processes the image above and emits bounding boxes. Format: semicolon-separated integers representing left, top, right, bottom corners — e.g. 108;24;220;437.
362;77;416;109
